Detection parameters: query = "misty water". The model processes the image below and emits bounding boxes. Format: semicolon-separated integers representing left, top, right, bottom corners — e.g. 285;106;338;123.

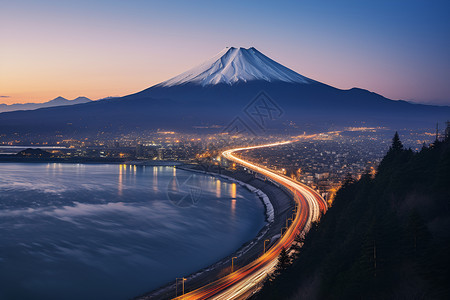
0;163;266;300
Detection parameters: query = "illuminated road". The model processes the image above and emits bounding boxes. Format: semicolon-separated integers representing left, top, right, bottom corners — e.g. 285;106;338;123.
173;141;327;300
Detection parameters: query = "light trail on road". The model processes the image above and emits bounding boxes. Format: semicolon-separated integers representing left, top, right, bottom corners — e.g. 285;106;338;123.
173;141;327;300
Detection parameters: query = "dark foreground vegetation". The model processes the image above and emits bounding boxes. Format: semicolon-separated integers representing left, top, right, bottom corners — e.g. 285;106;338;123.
255;132;450;299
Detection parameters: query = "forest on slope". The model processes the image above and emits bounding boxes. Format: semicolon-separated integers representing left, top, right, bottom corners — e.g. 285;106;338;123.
255;132;450;299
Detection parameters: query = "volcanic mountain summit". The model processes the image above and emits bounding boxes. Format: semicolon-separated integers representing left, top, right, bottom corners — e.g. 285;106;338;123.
0;47;448;138
158;47;314;87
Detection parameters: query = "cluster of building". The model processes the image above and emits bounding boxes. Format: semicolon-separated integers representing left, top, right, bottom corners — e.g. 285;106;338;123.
0;127;440;202
0;131;275;161
231;128;438;204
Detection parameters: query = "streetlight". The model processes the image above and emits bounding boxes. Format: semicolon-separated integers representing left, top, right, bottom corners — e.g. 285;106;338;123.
176;277;187;296
264;239;270;254
231;257;237;273
286;216;293;227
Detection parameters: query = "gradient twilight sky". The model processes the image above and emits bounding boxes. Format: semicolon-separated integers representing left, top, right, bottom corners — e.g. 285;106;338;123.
1;0;450;105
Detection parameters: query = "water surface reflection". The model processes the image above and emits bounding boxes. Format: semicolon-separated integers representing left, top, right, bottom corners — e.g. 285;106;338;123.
0;163;265;300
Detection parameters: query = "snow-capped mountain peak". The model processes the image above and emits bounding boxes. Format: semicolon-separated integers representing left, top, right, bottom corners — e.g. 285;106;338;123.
158;47;314;87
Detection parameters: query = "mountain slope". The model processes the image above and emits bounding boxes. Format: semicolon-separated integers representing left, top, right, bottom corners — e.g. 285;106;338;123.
254;135;450;299
157;47;314;87
0;96;92;113
0;47;448;139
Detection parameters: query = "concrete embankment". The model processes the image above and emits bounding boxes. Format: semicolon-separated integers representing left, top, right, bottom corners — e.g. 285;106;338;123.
135;166;295;300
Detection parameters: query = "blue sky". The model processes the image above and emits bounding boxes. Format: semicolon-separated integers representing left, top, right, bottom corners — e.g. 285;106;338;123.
1;0;449;104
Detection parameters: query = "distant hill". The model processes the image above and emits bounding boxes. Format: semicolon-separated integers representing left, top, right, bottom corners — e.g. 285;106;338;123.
16;148;52;158
255;133;450;299
0;96;92;113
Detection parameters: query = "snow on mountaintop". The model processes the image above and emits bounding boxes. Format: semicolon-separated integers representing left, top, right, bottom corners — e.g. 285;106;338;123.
158;47;314;87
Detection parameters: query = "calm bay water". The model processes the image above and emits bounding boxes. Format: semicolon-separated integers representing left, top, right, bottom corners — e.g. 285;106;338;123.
0;163;265;300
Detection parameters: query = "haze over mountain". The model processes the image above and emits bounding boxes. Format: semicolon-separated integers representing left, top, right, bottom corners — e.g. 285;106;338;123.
0;47;448;139
0;96;92;113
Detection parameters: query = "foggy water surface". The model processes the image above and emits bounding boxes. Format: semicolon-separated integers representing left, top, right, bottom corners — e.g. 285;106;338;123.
0;163;265;300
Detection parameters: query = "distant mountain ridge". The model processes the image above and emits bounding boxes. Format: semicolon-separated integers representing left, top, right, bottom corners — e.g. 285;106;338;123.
0;96;92;113
0;47;448;139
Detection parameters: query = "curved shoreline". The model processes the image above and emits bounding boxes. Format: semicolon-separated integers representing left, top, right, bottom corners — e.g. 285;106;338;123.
175;143;327;299
135;166;294;300
180;167;274;225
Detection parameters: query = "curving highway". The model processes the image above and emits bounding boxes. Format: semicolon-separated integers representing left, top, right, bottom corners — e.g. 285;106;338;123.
173;141;327;300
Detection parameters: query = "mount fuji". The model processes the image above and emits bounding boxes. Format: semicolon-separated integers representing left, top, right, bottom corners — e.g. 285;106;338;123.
0;47;448;138
157;47;314;86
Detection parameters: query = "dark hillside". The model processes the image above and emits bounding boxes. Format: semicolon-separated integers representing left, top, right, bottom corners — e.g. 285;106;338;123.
255;132;450;299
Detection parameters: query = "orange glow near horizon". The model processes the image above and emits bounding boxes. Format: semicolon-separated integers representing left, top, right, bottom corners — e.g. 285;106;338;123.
2;2;449;106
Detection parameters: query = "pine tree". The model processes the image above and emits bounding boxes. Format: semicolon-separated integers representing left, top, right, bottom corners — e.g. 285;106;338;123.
390;131;403;153
275;248;290;274
378;132;406;174
290;233;305;256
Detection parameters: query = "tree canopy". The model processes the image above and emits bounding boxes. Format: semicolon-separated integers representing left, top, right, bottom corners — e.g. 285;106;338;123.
255;133;450;300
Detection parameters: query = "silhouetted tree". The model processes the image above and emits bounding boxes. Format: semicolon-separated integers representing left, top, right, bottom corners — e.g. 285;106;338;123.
390;131;403;153
275;248;290;274
255;136;450;300
342;172;354;187
290;233;305;256
378;132;408;174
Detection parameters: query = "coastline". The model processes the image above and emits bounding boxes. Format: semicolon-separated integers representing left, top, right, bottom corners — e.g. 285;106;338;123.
176;166;275;225
136;165;295;300
0;160;295;299
0;157;184;165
